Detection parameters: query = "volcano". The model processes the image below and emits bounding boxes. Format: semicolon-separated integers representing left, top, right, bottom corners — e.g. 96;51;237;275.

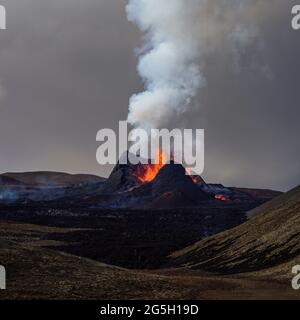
101;152;206;192
97;151;284;209
99;153;211;208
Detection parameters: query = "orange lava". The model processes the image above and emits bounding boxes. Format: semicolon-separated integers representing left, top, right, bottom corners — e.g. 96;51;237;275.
215;194;228;201
136;150;167;183
135;150;200;184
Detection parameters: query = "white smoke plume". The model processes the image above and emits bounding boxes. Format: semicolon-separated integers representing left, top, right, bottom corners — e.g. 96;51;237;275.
126;0;261;130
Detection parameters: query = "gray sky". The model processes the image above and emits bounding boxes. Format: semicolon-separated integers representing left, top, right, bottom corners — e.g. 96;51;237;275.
0;0;299;191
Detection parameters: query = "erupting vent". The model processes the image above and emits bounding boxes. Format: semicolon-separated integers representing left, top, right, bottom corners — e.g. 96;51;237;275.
134;150;167;183
133;150;199;184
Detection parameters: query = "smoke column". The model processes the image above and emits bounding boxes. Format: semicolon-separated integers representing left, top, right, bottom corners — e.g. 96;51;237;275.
126;0;260;130
126;0;204;130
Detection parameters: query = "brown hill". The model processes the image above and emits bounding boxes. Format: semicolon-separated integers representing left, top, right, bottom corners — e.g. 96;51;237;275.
1;172;104;187
170;185;300;275
0;175;23;186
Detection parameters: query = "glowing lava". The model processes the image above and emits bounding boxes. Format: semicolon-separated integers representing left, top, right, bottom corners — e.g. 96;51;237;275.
134;150;201;184
215;194;228;201
135;150;167;183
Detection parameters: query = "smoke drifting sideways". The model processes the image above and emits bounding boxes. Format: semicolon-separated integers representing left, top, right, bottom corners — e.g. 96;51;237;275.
126;0;261;131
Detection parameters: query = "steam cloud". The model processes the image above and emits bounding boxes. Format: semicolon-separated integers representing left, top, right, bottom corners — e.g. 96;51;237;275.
126;0;260;130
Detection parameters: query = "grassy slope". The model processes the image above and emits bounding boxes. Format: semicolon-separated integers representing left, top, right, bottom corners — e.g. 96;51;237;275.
170;186;300;276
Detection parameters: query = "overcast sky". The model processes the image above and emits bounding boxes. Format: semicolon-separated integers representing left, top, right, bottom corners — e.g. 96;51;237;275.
0;0;299;191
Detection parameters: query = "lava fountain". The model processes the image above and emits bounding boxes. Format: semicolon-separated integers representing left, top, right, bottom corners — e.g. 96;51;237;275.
134;150;167;183
134;150;200;184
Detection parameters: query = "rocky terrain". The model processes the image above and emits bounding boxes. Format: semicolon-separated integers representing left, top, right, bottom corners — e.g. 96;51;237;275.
0;220;299;300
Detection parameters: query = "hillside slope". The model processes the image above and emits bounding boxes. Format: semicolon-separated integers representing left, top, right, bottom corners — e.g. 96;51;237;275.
170;186;300;275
